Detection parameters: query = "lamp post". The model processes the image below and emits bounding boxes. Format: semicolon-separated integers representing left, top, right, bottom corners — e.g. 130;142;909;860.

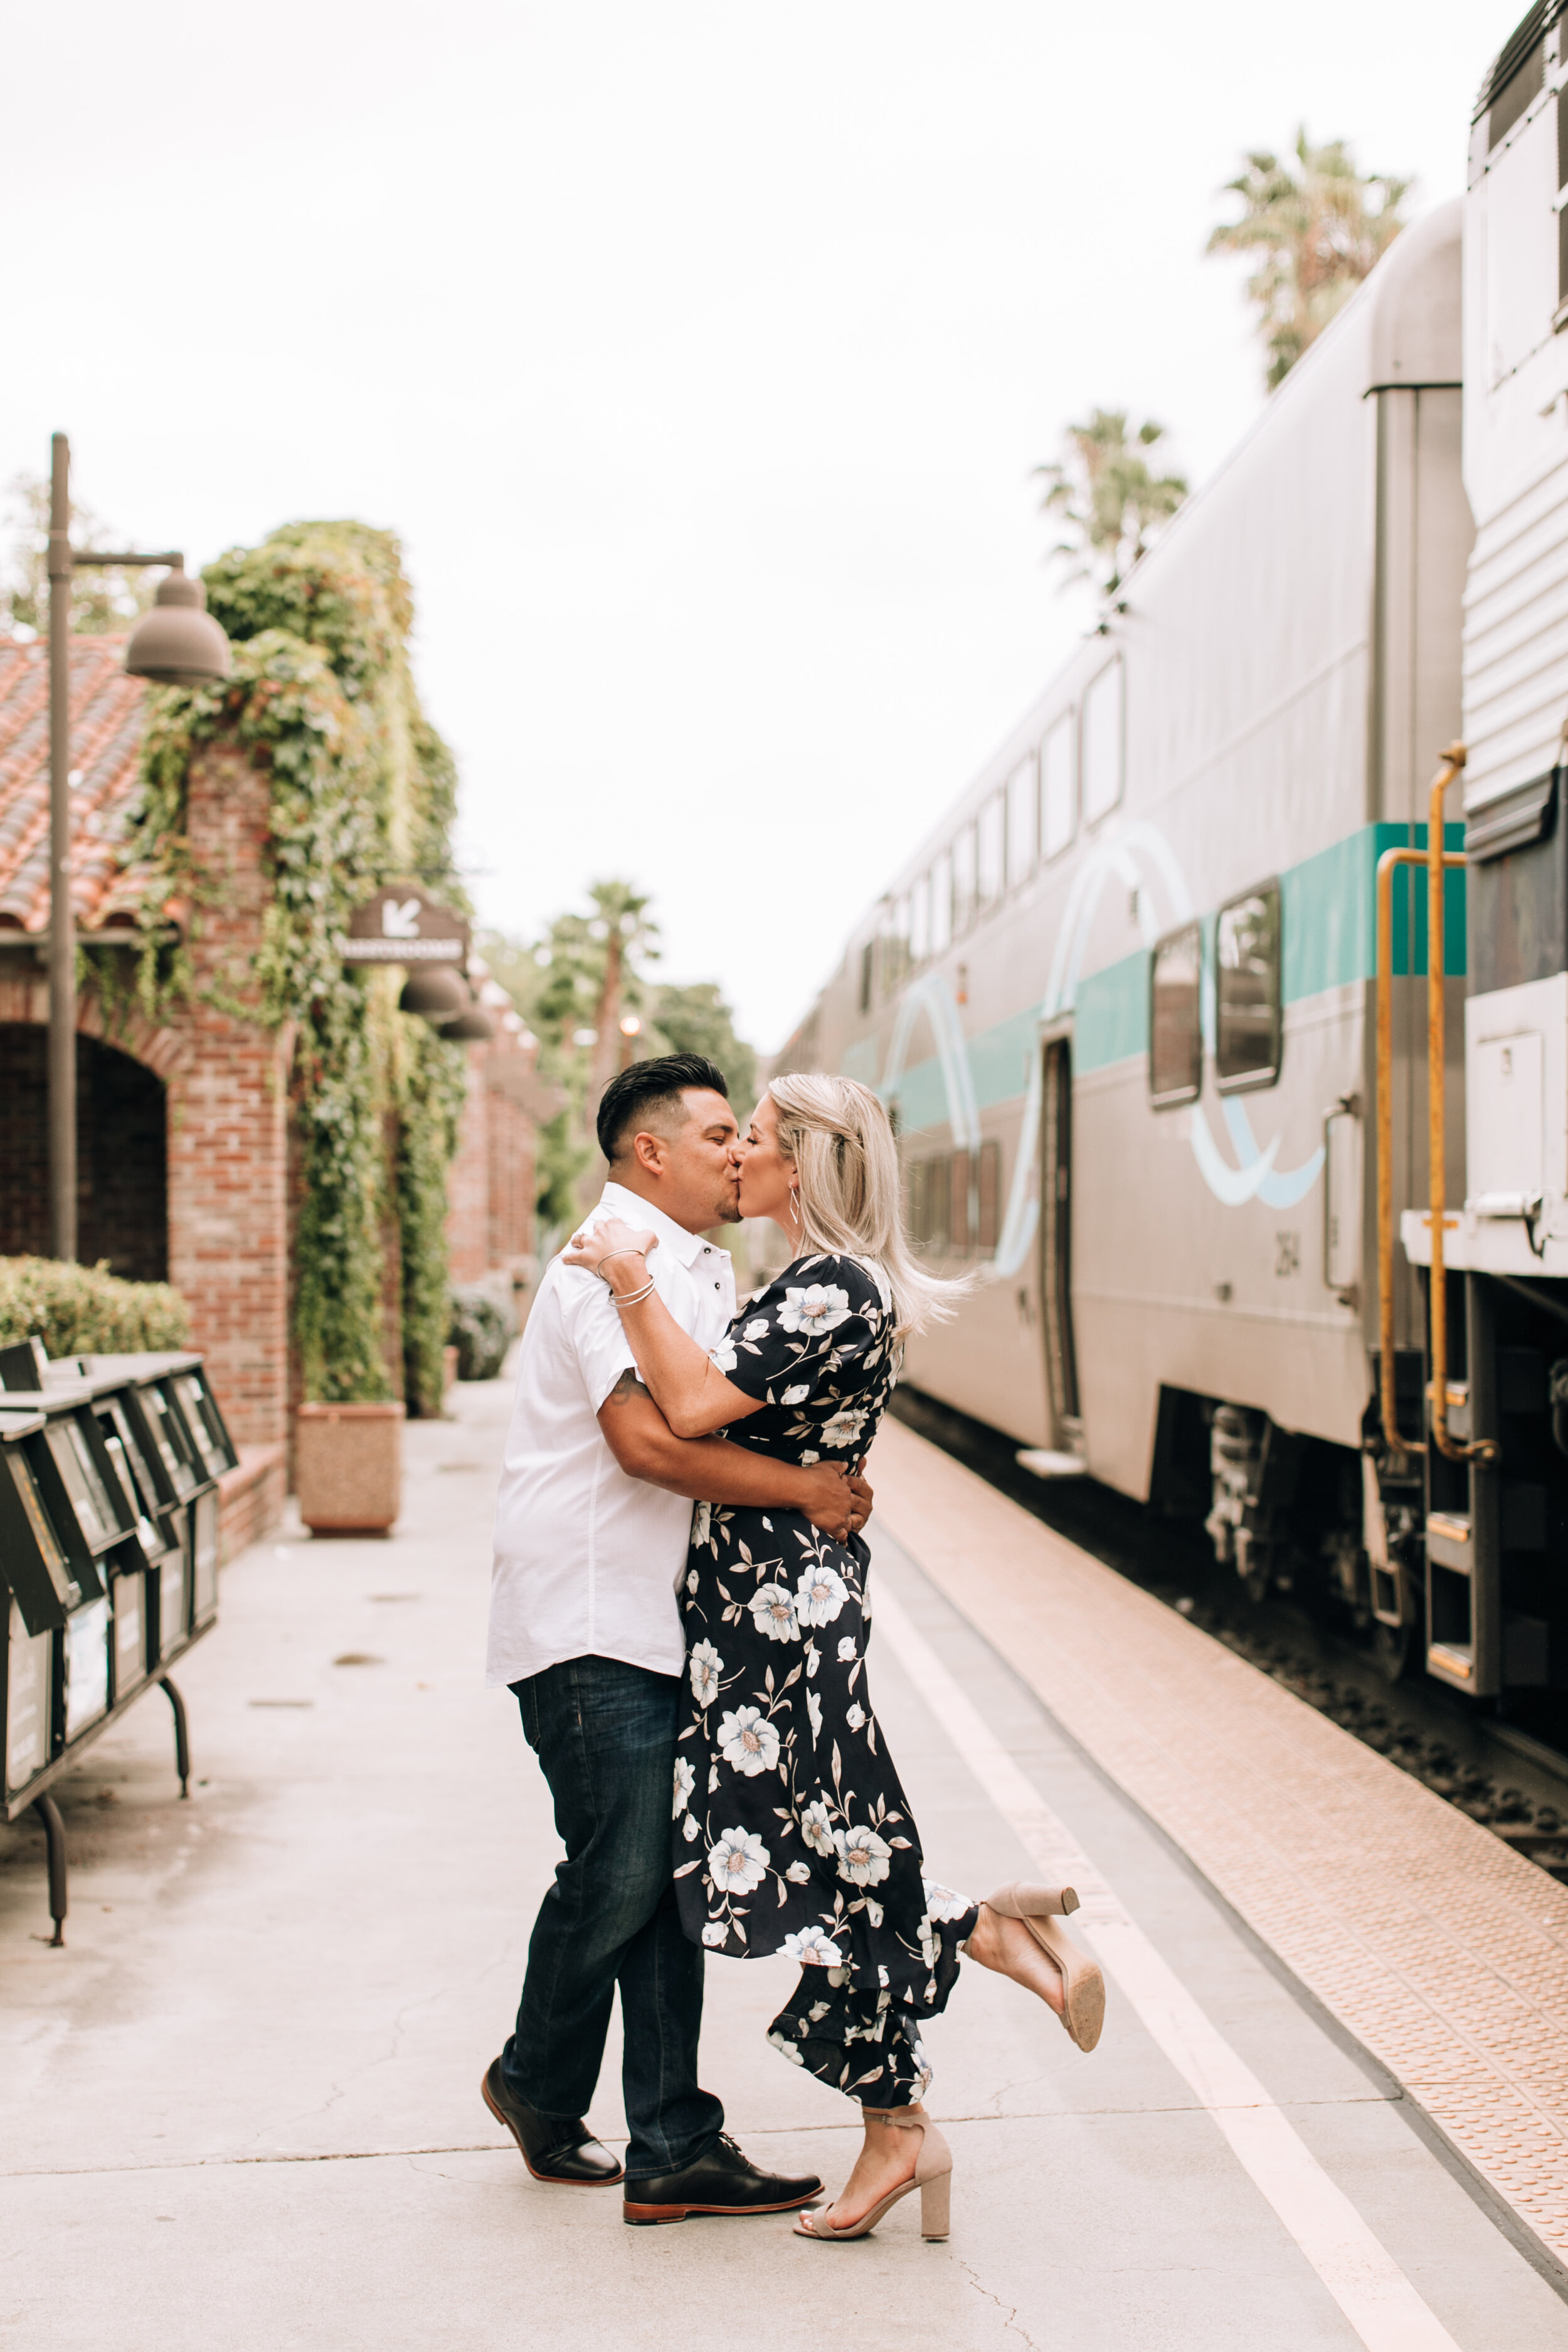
46;432;231;1261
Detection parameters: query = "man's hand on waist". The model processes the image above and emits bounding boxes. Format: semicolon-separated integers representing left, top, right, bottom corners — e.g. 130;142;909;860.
793;1459;873;1545
597;1376;874;1542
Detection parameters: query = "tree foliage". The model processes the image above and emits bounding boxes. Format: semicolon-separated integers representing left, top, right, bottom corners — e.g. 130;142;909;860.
481;881;759;1239
129;522;469;1406
651;981;757;1117
0;471;158;637
1208;129;1413;389
1036;410;1187;601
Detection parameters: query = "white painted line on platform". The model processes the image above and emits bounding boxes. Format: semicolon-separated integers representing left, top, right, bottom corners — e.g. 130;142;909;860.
873;1582;1465;2352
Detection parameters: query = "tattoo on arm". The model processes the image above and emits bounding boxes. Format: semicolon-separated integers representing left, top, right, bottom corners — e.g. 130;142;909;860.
604;1369;653;1405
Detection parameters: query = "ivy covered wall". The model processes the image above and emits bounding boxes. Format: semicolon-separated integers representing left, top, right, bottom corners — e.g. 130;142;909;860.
127;523;469;1414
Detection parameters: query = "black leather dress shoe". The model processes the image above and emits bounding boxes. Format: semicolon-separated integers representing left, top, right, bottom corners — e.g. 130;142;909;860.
481;2058;624;2185
623;2132;823;2224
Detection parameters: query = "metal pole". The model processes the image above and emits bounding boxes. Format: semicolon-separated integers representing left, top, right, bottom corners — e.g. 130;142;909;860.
46;433;76;1263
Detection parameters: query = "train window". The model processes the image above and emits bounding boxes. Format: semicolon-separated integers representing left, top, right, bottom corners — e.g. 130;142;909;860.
977;793;1005;908
950;1149;972;1255
931;849;953;955
926;1155;951;1252
1216;884;1283;1092
1149;923;1202;1106
975;1139;1002;1254
909;872;931;963
1081;659;1123;824
1041;711;1076;858
952;824;977;935
1005;756;1037;884
879;896;911;1000
858;941;874;1015
906;1157;927;1243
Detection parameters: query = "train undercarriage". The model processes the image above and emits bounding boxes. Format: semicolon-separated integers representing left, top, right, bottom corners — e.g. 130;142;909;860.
1159;1266;1568;1745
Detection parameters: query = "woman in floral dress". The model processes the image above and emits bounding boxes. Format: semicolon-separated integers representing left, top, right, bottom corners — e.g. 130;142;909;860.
566;1073;1103;2242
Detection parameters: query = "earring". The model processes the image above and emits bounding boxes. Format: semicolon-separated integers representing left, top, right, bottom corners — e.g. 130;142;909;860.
789;1190;802;1234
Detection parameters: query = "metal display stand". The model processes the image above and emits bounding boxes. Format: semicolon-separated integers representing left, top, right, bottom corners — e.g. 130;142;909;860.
0;1348;238;1944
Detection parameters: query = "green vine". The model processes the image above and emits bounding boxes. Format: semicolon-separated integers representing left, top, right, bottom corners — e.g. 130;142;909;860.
398;1018;468;1416
122;522;469;1407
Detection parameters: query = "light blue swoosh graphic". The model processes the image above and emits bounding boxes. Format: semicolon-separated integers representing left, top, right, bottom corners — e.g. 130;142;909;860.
1191;1107;1280;1204
1221;1097;1325;1208
881;820;1325;1275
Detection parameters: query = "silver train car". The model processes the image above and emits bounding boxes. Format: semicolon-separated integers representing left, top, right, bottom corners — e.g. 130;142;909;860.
780;9;1568;1726
1397;5;1568;1724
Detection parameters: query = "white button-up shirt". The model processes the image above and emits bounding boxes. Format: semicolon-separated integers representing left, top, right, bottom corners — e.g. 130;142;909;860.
486;1182;738;1687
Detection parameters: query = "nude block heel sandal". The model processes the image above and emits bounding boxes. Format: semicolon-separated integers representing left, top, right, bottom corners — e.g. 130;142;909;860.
794;2112;953;2243
984;1880;1105;2053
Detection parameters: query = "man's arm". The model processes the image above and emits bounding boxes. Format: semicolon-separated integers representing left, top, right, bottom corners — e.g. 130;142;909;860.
598;1374;871;1542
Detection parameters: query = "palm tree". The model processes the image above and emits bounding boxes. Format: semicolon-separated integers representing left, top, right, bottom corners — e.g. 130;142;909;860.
0;472;157;637
1036;410;1188;601
1208;130;1413;389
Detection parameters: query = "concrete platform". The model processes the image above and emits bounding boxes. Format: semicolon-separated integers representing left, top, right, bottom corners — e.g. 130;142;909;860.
2;1383;1565;2349
868;1419;1568;2274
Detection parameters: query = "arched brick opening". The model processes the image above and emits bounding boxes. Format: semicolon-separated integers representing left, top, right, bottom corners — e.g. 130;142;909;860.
0;1024;169;1279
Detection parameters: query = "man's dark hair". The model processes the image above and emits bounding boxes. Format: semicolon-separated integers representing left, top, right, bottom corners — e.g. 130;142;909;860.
596;1054;730;1163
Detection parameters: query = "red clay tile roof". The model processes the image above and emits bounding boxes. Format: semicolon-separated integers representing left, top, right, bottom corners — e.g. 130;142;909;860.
0;634;157;935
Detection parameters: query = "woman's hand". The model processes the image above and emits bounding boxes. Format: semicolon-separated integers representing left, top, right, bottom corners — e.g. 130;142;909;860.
564;1216;659;1283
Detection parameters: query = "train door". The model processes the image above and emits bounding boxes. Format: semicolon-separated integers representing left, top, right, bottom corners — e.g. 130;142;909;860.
1039;1036;1081;1448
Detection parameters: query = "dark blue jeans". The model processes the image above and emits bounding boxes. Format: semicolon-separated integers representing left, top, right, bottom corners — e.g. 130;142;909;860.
502;1654;723;2181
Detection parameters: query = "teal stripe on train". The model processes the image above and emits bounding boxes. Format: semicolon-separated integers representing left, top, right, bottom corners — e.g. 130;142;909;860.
1281;820;1464;1004
877;820;1466;1115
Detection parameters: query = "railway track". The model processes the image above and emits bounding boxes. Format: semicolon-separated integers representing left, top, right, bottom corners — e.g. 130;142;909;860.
889;1385;1568;1883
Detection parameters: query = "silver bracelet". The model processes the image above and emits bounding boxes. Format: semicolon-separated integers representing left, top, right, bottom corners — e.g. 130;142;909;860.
596;1248;648;1279
612;1278;657;1310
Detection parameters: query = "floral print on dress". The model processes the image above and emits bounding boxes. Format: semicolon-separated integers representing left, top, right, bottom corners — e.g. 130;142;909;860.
674;1251;978;2106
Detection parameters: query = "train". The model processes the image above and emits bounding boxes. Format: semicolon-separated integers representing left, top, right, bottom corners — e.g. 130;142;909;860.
773;7;1568;1731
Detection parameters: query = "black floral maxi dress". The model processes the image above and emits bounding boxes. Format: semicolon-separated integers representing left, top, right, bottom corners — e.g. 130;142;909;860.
672;1251;980;2107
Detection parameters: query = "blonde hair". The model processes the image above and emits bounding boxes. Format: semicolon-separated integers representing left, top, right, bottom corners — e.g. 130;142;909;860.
768;1071;975;1342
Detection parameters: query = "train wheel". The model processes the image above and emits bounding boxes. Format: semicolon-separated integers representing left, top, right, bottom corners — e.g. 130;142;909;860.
1372;1621;1414;1683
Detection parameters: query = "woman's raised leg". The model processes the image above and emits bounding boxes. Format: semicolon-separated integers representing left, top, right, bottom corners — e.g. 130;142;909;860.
965;1882;1104;2052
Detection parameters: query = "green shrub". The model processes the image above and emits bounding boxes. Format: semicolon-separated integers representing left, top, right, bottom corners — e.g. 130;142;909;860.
0;1258;191;1359
448;1285;512;1382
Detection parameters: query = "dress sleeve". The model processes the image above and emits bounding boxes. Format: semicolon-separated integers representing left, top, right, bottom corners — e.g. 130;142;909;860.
714;1254;890;1449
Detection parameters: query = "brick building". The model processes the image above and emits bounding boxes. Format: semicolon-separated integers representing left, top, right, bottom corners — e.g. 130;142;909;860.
0;634;544;1534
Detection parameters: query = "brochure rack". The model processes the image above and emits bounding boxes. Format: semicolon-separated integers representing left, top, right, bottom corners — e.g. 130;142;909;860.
0;1344;238;1945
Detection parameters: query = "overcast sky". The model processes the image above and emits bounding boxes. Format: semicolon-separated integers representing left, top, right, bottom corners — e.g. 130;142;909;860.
1;2;1504;1049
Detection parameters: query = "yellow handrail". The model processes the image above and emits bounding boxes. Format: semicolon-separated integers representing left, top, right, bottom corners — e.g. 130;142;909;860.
1426;744;1496;1466
1375;844;1430;1466
1374;744;1494;1469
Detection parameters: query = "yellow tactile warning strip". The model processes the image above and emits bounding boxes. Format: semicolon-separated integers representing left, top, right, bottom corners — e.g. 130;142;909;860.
869;1418;1568;2270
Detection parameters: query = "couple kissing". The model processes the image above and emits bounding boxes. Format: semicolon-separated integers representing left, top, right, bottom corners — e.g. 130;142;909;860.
483;1053;1104;2241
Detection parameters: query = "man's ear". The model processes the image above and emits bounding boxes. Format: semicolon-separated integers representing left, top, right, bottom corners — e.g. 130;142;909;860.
630;1128;667;1178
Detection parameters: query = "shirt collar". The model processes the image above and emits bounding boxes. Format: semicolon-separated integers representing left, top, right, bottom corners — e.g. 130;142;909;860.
596;1180;713;1270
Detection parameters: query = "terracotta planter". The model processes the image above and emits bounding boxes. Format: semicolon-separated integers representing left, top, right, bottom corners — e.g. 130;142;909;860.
295;1402;405;1536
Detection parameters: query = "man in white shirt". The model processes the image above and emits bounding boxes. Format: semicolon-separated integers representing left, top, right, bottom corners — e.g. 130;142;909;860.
482;1054;870;2224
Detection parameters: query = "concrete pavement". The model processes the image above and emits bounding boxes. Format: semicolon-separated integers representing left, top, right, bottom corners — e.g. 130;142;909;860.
3;1373;1565;2350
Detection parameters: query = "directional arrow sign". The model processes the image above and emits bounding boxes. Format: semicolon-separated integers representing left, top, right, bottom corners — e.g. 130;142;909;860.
344;886;469;965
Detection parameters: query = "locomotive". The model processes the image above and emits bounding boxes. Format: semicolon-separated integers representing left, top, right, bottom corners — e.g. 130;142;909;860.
775;9;1568;1728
